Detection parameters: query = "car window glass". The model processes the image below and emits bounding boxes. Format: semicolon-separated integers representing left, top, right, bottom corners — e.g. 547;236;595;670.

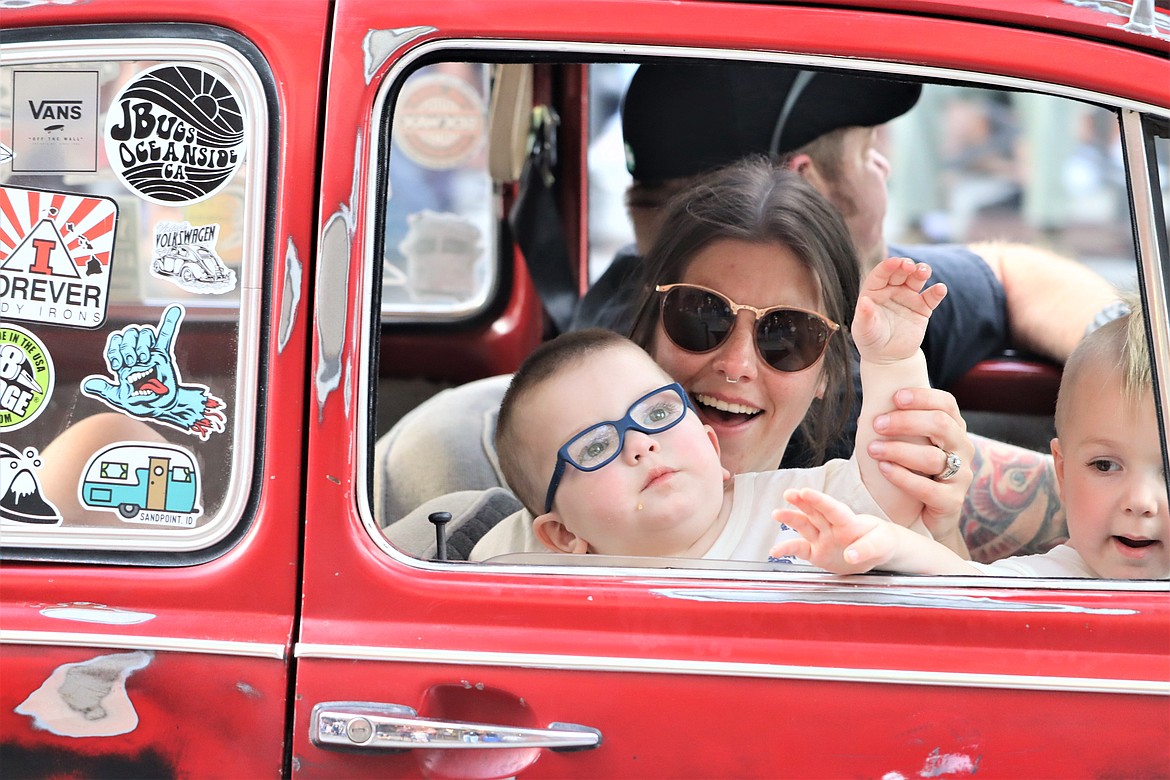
370;55;1166;584
379;62;495;320
0;32;266;554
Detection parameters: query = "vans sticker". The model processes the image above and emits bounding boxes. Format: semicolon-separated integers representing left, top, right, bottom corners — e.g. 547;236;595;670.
81;305;227;440
105;64;246;205
11;70;100;174
0;324;54;432
78;441;202;526
151;220;236;294
0;185;118;329
0;444;62;527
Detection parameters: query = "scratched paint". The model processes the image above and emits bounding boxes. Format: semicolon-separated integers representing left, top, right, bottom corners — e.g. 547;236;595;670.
920;748;979;777
15;651;151;737
39;602;155;625
277;235;302;353
362;27;435;84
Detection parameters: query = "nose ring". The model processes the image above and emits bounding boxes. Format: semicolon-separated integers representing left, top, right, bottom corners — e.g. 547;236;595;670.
725;376;739;384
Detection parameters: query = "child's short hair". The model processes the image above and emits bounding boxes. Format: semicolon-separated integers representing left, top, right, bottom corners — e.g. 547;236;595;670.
1055;296;1150;434
496;329;664;513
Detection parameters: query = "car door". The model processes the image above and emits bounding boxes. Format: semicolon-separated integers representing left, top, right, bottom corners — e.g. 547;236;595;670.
0;1;325;775
293;1;1169;777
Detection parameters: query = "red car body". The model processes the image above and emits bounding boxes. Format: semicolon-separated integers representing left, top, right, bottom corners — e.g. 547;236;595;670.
1;0;1168;777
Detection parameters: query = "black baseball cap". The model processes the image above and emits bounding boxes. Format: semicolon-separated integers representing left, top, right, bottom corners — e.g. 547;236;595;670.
621;61;922;182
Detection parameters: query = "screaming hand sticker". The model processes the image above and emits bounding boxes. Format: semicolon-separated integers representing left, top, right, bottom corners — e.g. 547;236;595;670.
81;305;226;440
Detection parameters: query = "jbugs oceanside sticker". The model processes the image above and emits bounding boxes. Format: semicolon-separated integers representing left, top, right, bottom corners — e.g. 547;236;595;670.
0;185;118;329
104;64;246;206
0;324;54;432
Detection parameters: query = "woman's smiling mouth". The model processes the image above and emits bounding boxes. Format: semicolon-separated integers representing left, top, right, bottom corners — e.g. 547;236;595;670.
694;393;761;424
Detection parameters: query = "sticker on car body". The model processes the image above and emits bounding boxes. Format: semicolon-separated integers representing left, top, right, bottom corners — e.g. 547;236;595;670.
80;304;227;440
78;441;203;527
10;69;100;174
105;64;246;206
0;323;54;432
0;444;62;527
151;220;236;294
0;184;118;329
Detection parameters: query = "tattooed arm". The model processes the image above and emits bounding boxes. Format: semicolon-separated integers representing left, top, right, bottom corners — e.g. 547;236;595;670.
960;434;1067;564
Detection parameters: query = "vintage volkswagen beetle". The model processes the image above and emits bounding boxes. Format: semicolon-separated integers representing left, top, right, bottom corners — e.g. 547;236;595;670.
1;0;1167;776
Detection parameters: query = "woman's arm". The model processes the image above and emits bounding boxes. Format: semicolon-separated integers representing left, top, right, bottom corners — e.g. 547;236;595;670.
866;387;974;558
960;434;1066;564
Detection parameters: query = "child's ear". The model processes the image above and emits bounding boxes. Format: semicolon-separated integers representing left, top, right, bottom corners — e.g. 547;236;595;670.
534;512;590;554
703;424;732;482
1050;438;1066;498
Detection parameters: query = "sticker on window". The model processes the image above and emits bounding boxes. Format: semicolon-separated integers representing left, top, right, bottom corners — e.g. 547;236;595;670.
78;441;203;527
80;304;227;440
0;324;54;432
0;444;62;527
392;72;486;170
10;70;100;174
105;64;246;206
151;220;237;294
0;184;118;329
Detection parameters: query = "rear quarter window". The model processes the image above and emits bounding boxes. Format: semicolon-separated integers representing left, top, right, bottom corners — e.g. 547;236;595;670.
0;27;270;556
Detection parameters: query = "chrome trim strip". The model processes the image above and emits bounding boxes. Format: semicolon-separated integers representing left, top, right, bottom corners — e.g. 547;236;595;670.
294;643;1168;696
1;630;286;660
1123;110;1170;440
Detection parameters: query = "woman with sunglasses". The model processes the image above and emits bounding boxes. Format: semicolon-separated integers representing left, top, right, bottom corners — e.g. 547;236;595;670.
627;160;975;551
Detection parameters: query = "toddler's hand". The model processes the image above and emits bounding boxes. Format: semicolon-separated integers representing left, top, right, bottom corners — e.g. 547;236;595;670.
770;488;896;574
853;257;947;365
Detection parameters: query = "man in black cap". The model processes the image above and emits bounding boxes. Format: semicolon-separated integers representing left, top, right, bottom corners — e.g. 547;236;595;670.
573;61;1119;393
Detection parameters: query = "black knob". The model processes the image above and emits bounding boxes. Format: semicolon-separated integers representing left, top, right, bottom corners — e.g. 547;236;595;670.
429;511;452;561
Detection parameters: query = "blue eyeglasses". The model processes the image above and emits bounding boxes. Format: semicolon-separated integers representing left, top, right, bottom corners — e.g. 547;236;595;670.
543;382;694;513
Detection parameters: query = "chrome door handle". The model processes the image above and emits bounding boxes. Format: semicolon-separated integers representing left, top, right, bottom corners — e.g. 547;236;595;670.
310;702;602;752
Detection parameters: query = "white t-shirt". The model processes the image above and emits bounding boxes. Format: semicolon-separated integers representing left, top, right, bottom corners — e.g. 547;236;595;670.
970;544;1097;577
470;458;888;562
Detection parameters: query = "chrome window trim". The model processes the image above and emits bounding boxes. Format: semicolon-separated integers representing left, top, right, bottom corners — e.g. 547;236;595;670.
0;36;267;553
359;39;1169;590
294;642;1169;696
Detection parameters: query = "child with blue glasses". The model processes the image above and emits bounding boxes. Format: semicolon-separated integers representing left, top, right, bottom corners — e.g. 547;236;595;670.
491;257;952;560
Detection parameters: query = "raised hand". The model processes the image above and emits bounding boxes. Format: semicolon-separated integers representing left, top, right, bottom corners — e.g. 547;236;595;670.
853;257;948;366
770;487;896;574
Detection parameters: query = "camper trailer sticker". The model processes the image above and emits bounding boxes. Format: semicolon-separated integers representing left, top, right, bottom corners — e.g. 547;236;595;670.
79;442;202;526
0;325;55;432
105;64;246;206
81;305;226;440
151;220;236;294
0;444;62;527
0;185;118;329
